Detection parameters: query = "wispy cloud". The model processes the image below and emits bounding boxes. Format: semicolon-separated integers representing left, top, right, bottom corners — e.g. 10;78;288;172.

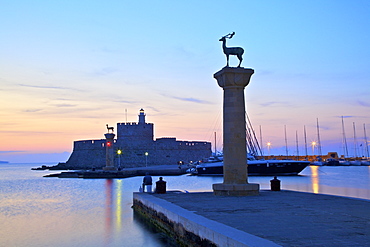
17;84;66;90
259;101;291;107
114;100;137;104
160;93;210;104
173;96;210;104
357;100;370;107
23;109;43;113
17;84;84;92
319;124;332;131
53;104;76;107
145;106;160;112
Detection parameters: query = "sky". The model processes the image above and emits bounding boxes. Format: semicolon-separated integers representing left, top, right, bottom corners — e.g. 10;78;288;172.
1;1;370;163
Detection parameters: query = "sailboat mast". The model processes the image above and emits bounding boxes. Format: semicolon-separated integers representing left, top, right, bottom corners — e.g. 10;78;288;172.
316;118;322;156
353;122;358;158
259;125;264;157
214;132;217;155
304;125;308;159
341;116;349;157
284;125;288;159
296;130;299;160
245;112;263;157
364;123;369;159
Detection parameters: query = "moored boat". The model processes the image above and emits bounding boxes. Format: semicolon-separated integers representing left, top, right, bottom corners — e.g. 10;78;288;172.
193;111;310;176
349;160;361;166
195;155;309;176
324;158;340;166
311;161;324;166
339;159;350;166
360;159;370;166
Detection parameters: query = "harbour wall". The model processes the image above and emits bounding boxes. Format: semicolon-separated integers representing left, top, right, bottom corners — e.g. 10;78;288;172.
133;193;280;247
63;139;106;169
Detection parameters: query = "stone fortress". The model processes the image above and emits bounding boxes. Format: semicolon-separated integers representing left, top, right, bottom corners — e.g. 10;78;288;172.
58;109;211;169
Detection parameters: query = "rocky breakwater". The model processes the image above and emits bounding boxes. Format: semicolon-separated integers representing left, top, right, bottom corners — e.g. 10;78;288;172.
41;165;189;179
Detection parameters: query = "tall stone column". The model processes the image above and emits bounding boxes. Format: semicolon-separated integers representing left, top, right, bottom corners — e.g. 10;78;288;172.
212;67;259;196
103;133;116;171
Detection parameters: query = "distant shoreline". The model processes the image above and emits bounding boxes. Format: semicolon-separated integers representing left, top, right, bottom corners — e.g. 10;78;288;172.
0;161;9;164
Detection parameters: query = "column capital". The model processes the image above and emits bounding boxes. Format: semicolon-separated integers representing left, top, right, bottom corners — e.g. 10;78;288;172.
104;133;115;139
214;67;254;89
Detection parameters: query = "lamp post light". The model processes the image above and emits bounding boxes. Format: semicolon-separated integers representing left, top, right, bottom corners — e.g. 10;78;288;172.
145;152;148;167
117;149;122;170
311;141;316;156
267;142;271;157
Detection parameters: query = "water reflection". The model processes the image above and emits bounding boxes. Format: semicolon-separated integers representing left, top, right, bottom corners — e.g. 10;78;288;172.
1;164;369;247
102;178;167;247
283;166;370;200
104;179;126;245
105;179;113;245
116;180;122;230
310;166;319;194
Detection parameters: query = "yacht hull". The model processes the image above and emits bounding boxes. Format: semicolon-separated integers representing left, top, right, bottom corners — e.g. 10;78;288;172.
196;160;309;176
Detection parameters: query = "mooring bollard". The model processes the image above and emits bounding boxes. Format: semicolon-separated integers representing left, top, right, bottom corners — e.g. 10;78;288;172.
270;176;281;191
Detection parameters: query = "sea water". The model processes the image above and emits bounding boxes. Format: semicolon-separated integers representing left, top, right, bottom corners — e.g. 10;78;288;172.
0;163;369;247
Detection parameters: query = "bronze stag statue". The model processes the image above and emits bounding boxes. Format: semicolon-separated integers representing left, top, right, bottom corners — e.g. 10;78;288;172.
106;124;114;133
219;32;244;67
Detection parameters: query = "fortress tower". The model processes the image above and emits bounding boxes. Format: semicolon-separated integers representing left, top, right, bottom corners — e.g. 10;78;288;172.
61;109;211;169
117;109;154;145
138;108;146;124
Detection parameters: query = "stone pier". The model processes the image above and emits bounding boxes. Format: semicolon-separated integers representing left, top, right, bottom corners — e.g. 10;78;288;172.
212;67;259;196
103;133;116;171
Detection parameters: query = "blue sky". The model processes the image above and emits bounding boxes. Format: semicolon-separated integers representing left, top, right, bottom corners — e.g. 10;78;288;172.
1;1;370;162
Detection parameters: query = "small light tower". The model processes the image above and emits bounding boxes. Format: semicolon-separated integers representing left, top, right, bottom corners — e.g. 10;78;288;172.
138;108;146;124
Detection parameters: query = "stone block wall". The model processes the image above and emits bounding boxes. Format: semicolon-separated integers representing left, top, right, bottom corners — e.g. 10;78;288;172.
117;122;154;143
64;139;106;169
63;137;211;169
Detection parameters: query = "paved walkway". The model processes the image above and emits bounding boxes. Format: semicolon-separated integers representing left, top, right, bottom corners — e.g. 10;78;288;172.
153;190;370;246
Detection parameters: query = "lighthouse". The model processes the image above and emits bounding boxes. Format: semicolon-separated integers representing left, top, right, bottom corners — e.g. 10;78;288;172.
138;108;146;124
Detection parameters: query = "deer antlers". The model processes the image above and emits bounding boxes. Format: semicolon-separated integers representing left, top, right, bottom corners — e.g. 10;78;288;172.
223;32;235;39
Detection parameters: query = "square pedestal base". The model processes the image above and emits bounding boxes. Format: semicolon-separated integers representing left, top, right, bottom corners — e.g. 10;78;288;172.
213;183;260;196
103;167;117;171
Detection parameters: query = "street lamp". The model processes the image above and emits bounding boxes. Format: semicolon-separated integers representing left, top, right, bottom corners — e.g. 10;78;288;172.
145;152;148;167
267;142;271;154
311;141;316;156
267;142;271;156
117;149;122;169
